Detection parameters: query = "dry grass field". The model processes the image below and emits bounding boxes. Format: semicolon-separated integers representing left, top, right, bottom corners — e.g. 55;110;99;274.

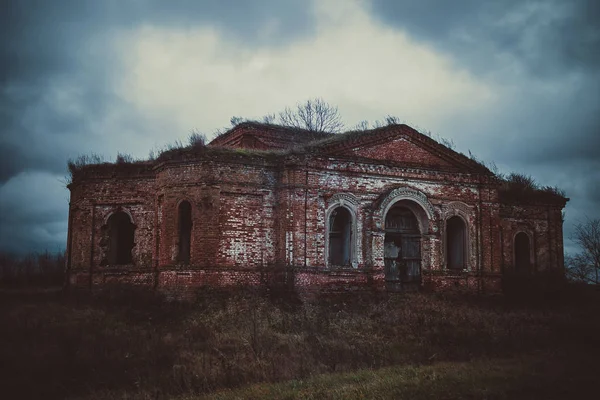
1;285;598;399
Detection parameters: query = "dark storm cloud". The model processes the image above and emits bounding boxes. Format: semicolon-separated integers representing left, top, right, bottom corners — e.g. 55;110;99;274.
0;0;313;253
367;0;600;157
369;0;600;253
1;0;312;181
2;0;598;259
0;171;69;254
368;0;600;76
485;76;600;166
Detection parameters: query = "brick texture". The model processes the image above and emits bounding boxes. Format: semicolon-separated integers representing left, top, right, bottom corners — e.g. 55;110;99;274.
66;123;567;294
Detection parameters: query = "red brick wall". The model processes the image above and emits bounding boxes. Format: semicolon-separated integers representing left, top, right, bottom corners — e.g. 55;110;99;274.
67;138;565;294
67;173;157;287
499;204;565;273
353;137;453;168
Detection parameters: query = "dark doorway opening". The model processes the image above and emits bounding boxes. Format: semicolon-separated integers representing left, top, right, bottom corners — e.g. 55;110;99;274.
328;207;352;266
384;205;421;289
446;216;466;270
178;201;192;264
107;211;134;265
515;232;531;273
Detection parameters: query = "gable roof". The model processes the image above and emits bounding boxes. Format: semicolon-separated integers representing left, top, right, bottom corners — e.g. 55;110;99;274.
208;121;490;173
301;124;492;174
208;121;333;150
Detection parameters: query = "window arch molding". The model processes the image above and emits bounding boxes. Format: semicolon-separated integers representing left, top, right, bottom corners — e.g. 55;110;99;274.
103;207;135;226
325;193;359;268
376;187;435;234
175;198;193;210
443;201;471;221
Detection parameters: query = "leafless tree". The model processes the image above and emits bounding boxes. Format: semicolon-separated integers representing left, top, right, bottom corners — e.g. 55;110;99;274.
384;115;400;125
352;120;370;131
230;116;244;126
277;98;344;133
262;113;276;124
565;253;596;284
370;115;402;129
568;218;600;284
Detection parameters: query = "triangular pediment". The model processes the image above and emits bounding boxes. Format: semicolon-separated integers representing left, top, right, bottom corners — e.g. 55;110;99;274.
315;125;488;173
349;137;453;168
208;122;332;150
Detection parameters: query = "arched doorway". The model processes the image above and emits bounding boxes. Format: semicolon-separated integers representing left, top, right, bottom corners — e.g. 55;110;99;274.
515;232;531;273
384;203;421;289
107;211;135;265
446;216;467;270
328;206;353;266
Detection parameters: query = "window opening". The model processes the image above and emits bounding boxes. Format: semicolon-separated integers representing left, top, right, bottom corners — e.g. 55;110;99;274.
446;216;466;270
384;205;421;284
328;207;352;266
515;232;531;273
178;201;192;264
107;211;134;265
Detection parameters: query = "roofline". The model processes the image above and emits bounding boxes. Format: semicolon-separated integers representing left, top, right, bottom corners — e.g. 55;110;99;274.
302;124;493;175
208;121;332;147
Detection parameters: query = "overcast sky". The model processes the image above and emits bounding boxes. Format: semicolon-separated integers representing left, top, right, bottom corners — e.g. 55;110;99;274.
1;0;598;256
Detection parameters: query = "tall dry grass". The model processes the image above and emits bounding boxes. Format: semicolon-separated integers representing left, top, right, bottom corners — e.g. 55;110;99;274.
0;250;65;287
1;286;599;399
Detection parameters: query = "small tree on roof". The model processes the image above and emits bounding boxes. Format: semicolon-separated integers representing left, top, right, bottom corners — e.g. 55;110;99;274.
277;98;344;133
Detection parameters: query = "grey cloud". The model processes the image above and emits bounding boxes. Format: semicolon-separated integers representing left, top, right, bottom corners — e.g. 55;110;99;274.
2;0;598;257
0;172;68;254
588;183;600;203
496;82;600;166
368;0;600;76
1;0;313;253
367;0;600;170
0;220;68;254
1;0;313;180
368;0;600;253
0;142;26;181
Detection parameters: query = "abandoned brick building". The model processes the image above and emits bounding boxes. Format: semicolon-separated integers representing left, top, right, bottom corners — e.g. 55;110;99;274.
66;122;568;293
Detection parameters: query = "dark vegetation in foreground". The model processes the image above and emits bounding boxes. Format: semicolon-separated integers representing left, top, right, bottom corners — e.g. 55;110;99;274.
1;284;599;400
0;250;65;287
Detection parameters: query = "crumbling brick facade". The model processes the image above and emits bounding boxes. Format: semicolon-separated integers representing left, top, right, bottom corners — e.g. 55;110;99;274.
66;123;568;293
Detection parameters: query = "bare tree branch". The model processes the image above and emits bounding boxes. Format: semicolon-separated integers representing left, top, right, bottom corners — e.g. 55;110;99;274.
569;218;600;284
565;253;597;284
276;98;344;133
352;120;370;131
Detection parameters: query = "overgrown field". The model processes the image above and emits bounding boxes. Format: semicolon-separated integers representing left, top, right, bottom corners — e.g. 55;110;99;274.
1;286;599;399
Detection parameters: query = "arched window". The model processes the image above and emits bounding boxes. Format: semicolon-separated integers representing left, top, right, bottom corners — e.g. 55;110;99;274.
178;201;192;264
328;207;352;266
446;216;466;270
515;232;531;273
107;211;134;265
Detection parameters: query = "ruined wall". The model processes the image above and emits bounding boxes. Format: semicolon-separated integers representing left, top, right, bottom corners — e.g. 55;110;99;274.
500;203;565;273
276;153;503;291
67;147;562;294
142;157;278;291
67;166;156;287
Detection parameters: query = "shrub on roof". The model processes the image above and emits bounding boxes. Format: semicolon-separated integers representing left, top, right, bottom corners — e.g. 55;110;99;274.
499;173;566;204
